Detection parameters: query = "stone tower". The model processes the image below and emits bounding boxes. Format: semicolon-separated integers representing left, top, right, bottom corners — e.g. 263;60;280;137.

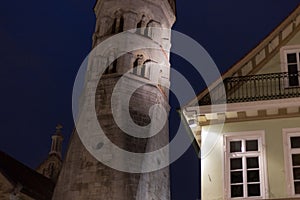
52;0;176;199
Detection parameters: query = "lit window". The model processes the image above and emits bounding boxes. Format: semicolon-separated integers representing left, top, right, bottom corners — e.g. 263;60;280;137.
225;131;267;199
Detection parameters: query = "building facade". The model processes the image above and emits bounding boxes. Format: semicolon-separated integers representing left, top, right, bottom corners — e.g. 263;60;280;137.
184;4;300;200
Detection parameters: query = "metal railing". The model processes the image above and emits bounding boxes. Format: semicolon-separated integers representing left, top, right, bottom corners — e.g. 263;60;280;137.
198;72;300;105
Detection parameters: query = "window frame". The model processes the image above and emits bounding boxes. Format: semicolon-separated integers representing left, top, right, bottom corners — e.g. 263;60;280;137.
280;45;300;87
224;131;268;199
283;128;300;197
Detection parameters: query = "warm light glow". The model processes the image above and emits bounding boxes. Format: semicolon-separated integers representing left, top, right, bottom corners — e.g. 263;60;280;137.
188;119;197;128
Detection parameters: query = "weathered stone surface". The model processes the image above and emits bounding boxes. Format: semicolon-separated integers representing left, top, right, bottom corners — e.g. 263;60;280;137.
52;0;175;199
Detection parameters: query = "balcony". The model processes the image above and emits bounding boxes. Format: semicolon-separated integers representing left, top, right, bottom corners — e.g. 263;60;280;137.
199;72;300;105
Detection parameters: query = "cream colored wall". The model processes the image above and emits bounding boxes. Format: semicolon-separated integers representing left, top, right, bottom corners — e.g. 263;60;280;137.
201;124;224;200
201;117;300;200
257;30;300;74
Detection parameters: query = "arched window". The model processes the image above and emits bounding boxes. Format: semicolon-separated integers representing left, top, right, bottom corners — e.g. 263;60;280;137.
145;20;161;39
141;60;151;77
136;20;142;29
112;11;124;34
112;59;117;73
119;16;124;32
136;15;147;35
133;58;139;74
133;55;148;77
112;18;117;34
145;21;153;37
48;163;54;177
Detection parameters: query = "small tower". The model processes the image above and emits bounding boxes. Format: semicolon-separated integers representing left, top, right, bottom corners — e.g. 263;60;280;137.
36;124;63;182
49;124;64;159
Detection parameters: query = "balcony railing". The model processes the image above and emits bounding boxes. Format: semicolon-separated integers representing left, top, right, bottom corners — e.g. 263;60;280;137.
198;72;300;105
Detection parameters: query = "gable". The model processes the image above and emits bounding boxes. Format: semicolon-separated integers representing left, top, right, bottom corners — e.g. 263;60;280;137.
182;4;300;151
223;26;300;105
189;4;300;107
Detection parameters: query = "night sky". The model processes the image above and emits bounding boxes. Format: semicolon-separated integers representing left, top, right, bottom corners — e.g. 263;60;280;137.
1;1;300;199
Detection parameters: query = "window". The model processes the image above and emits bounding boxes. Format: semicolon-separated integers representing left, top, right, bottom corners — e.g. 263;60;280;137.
286;52;299;86
132;54;148;78
224;131;267;199
281;47;300;87
283;128;300;197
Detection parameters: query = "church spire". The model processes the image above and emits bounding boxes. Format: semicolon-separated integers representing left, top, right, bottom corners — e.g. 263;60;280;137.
49;124;64;159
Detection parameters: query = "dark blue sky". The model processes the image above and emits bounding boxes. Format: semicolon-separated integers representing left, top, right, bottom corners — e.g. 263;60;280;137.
1;1;300;199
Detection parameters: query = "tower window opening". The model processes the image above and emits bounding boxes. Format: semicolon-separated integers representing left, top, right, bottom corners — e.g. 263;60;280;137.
112;11;124;34
136;15;147;35
145;20;156;38
119;16;124;33
112;18;117;34
48;163;54;178
133;55;148;78
136;21;142;33
105;53;117;74
112;59;117;73
133;58;139;74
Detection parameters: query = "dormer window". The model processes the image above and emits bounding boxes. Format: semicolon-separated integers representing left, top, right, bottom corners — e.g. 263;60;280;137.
281;46;300;87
